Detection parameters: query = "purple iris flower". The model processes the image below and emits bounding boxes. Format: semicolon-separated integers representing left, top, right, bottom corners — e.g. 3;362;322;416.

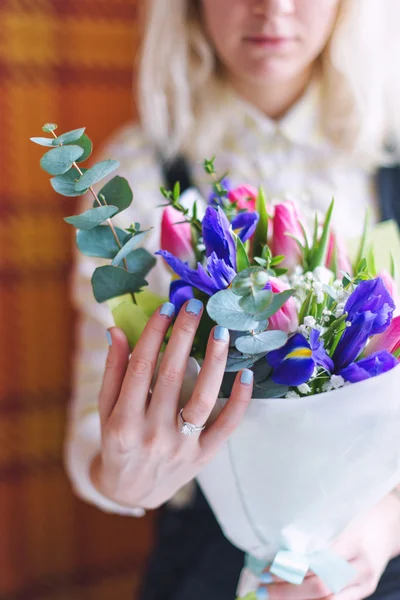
231;212;260;243
169;279;194;313
156;206;237;308
332;278;395;371
339;351;398;383
267;330;333;386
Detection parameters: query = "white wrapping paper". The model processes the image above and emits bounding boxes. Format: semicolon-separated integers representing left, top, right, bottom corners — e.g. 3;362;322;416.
189;365;400;596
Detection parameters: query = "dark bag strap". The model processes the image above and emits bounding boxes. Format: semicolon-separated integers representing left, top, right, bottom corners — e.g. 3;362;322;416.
162;155;194;194
377;165;400;227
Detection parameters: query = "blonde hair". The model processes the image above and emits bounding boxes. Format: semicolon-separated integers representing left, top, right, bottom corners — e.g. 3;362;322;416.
137;0;400;167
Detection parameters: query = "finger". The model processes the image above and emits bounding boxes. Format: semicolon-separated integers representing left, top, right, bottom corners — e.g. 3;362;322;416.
148;298;203;425
179;325;230;433
200;368;253;454
260;574;333;599
98;327;130;431
115;302;175;419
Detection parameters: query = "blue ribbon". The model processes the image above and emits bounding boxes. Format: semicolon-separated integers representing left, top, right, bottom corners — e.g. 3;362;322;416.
245;548;356;594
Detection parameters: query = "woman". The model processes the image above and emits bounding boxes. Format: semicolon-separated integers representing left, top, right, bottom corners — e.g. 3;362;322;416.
65;1;400;598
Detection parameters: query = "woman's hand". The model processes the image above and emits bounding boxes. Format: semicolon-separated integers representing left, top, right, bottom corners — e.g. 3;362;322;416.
257;492;400;599
90;299;253;510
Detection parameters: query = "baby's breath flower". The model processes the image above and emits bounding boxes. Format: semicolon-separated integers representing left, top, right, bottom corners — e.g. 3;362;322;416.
331;375;345;389
285;391;300;399
297;383;311;395
304;316;316;328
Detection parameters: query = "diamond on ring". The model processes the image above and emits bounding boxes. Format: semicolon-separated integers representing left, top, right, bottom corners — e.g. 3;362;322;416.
179;408;206;436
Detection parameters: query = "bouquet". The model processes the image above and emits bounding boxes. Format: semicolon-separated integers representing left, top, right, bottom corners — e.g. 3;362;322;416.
31;125;400;598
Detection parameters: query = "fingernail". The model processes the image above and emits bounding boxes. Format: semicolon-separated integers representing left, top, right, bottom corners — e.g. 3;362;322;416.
256;587;269;599
106;330;112;346
186;298;203;316
214;326;229;342
240;369;253;385
260;572;273;584
160;302;175;318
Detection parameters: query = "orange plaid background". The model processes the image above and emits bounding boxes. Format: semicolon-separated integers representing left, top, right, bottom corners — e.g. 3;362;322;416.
0;1;155;598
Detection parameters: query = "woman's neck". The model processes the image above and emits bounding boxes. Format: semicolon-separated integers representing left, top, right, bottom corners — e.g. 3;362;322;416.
227;65;314;121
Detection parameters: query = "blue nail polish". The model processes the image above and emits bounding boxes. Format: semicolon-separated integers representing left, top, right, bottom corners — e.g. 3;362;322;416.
256;586;269;599
186;298;203;316
240;369;254;385
260;572;273;584
214;326;229;342
160;302;175;318
106;331;112;346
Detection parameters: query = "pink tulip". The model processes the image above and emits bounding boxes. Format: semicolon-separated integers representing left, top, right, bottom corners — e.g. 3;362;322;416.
271;201;304;270
380;270;400;316
326;231;352;276
227;185;258;211
267;276;299;333
161;206;195;265
365;315;400;358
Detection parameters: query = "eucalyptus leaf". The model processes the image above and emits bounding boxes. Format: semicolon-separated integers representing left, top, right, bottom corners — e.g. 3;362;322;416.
54;128;85;146
30;136;56;147
51;167;88;197
252;358;272;383
239;289;272;315
225;350;265;372
40;145;84;175
111;230;150;266
235;330;287;354
76;225;126;258
75;159;120;191
71;133;93;162
254;289;295;321
92;265;147;303
42;123;57;132
97;176;133;213
207;289;261;331
231;267;269;297
252;379;289;399
64;205;118;230
125;248;156;277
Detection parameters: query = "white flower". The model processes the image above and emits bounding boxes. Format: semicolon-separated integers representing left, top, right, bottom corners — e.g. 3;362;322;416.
316;291;325;304
298;324;310;337
334;302;345;318
297;383;311;394
331;375;345;389
322;381;333;392
304;316;316;328
313;266;334;285
285;391;300;399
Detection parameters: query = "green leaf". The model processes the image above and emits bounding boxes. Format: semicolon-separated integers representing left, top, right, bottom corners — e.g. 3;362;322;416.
393;346;400;359
75;159;120;191
40;145;84;175
239;290;272;315
71;133;93;162
30;136;56;147
236;235;251;272
253;186;269;256
225;350;265;372
235;330;287;354
54;127;85;145
252;378;289;399
109;299;149;350
206;289;261;331
92;265;147;303
64;205;118;230
231;267;269;297
125;248;156;277
273;267;288;277
390;253;396;279
309;199;334;269
76;225;126;258
255;289;295;321
353;208;370;273
270;255;285;266
42;123;57;132
50;166;88;196
97;176;133;213
111;230;150;266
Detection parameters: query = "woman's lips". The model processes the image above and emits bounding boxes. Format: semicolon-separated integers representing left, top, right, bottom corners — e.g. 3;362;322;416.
243;35;295;48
